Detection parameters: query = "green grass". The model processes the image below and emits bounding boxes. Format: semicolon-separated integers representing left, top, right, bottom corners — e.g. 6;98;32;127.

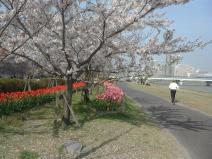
0;88;189;159
129;82;212;116
18;150;39;159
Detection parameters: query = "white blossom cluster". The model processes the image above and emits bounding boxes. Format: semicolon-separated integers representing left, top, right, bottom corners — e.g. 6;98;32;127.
0;0;209;80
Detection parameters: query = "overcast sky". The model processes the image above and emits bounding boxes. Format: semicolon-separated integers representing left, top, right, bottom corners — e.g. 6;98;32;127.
159;0;212;72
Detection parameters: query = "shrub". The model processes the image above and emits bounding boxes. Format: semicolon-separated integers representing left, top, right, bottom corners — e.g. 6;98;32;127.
88;99;121;111
0;78;25;92
0;78;65;92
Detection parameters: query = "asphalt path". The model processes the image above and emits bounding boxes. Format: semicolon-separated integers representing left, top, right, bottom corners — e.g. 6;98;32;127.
119;82;212;159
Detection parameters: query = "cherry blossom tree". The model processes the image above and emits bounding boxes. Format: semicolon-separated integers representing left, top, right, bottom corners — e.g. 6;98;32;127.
0;0;209;124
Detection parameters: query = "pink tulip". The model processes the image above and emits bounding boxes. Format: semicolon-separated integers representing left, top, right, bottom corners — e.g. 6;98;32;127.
96;81;124;103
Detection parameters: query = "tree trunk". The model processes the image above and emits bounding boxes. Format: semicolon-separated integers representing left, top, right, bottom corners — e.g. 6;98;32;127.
83;89;90;103
62;78;73;124
96;84;100;95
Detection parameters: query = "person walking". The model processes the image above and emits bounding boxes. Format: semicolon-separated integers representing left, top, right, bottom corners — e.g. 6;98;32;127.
169;80;179;105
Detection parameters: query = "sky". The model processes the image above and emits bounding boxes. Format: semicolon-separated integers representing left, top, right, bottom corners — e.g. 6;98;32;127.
157;0;212;72
1;1;211;72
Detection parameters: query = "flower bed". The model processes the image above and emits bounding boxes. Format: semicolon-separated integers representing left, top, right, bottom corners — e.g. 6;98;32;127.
73;81;87;89
91;81;124;111
0;82;87;115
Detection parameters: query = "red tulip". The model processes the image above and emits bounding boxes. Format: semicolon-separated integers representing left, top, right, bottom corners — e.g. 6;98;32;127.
0;82;86;103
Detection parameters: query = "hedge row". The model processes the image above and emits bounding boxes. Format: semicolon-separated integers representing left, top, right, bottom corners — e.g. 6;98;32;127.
0;78;65;92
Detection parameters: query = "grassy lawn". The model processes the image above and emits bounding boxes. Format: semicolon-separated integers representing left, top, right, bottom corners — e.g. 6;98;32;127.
0;92;188;159
129;82;212;116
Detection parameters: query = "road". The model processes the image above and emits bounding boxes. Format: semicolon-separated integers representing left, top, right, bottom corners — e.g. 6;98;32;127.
119;82;212;159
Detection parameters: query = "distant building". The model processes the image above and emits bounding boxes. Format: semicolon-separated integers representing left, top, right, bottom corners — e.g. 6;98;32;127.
174;64;196;77
154;63;208;77
174;64;208;77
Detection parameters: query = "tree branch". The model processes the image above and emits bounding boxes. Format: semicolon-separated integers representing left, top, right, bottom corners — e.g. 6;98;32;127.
78;15;107;67
0;0;27;37
107;3;157;39
15;15;65;76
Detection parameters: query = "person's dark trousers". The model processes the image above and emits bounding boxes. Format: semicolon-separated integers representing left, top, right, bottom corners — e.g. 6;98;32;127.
170;89;176;104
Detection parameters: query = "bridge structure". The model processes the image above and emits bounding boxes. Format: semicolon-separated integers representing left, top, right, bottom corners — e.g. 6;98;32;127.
148;76;212;86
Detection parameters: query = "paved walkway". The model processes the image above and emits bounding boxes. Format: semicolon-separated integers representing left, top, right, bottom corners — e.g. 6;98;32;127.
119;83;212;159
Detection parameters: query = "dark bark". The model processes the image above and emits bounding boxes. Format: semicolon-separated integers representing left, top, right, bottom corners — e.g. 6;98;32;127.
62;78;73;124
83;89;90;103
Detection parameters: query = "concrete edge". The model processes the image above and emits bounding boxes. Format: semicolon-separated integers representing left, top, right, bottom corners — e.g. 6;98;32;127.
163;128;192;159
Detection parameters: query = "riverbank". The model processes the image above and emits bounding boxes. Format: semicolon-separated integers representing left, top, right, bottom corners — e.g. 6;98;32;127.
150;80;212;93
0;93;188;159
120;82;212;159
129;82;212;116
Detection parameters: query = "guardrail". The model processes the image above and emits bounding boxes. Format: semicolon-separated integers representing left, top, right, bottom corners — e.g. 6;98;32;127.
148;77;212;86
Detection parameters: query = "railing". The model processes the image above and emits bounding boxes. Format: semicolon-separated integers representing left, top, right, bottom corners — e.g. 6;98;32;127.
148;77;212;86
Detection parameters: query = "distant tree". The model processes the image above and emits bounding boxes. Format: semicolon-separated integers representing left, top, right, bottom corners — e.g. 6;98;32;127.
0;57;28;78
